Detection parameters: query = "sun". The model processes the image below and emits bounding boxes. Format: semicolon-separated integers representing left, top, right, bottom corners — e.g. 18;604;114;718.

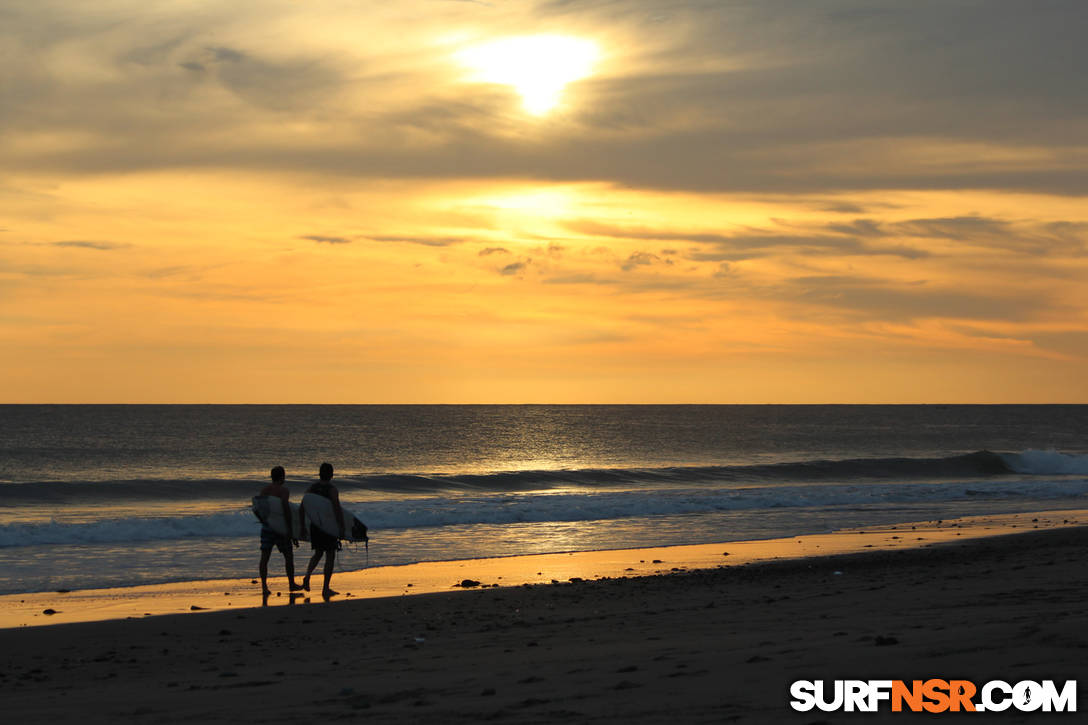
457;35;599;115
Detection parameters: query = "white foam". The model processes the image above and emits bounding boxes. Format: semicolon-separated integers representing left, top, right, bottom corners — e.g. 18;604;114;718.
3;477;1088;548
1003;450;1088;475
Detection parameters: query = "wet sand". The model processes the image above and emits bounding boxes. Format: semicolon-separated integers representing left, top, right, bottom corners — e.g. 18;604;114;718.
2;511;1087;722
2;509;1081;629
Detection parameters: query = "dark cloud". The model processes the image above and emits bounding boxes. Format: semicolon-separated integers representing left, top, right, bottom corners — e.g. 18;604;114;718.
120;35;192;67
785;275;1052;323
538;259;1060;326
145;265;212;280
567;214;1088;260
826;219;888;238
500;261;528;276
1029;331;1088;359
51;240;129;251
543;273;603;285
479;247;509;256
919;217;1088;256
621;251;660;271
829;216;1088;257
819;202;871;214
206;46;246;64
301;235;351;244
2;261;83;278
896;217;1013;241
183;45;344;112
565;219;929;260
368;235;467;247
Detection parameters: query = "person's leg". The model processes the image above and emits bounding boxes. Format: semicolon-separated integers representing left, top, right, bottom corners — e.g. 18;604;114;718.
303;550;323;591
259;548;273;595
284;550;303;590
278;538;302;590
322;548;338;598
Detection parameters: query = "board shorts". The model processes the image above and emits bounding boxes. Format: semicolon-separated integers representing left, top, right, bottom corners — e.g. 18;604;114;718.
260;527;291;555
310;524;340;552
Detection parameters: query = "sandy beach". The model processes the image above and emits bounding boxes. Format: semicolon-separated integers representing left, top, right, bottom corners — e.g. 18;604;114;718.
2;510;1086;723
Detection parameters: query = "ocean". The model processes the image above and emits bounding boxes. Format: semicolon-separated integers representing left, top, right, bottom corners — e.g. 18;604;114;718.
1;405;1086;595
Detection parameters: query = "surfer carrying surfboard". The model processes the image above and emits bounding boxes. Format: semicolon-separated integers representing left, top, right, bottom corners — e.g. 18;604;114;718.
257;466;304;596
299;462;345;599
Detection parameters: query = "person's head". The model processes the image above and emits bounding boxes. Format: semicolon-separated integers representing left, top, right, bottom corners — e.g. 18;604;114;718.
319;462;334;481
270;465;285;484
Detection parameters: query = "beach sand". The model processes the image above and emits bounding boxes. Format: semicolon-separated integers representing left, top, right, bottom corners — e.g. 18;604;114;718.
2;511;1086;722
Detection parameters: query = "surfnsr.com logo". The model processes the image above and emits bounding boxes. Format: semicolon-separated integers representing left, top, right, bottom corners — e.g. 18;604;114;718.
790;680;1077;713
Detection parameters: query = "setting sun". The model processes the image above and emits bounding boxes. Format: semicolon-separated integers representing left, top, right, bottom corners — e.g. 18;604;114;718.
458;34;599;114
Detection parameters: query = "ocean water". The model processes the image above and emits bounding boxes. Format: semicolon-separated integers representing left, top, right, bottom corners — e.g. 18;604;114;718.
1;405;1087;595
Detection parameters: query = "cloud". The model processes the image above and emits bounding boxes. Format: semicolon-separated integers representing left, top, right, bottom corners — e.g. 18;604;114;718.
368;235;468;247
301;235;351;244
783;275;1053;323
51;240;129;251
3;2;1086;196
206;46;245;64
621;251;660;271
478;247;509;256
1029;331;1088;360
500;261;528;276
543;273;602;285
827;216;1088;257
900;217;1088;256
565;219;930;260
897;217;1013;241
533;251;1062;326
179;44;344;112
145;265;211;280
819;202;871;214
826;219;888;238
566;213;1088;261
566;220;730;245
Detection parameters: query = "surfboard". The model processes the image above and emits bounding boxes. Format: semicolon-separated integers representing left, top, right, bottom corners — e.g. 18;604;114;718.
301;492;368;542
251;495;309;541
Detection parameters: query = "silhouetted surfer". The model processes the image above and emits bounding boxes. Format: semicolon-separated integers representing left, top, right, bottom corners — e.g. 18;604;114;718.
257;466;303;596
300;462;345;599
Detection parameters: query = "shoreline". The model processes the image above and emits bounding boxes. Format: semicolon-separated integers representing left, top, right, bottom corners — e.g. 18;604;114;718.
2;508;1083;630
2;516;1087;723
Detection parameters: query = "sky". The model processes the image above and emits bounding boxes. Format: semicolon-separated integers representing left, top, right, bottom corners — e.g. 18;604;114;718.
2;0;1087;403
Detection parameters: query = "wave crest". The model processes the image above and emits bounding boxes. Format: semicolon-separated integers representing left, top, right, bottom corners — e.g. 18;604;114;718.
0;449;1054;503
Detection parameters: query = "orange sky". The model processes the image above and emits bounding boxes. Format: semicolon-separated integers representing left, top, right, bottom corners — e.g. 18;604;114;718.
2;1;1087;402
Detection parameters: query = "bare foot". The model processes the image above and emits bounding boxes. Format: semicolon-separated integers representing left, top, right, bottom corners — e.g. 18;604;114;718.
261;587;272;596
302;578;310;592
289;582;304;592
322;589;339;599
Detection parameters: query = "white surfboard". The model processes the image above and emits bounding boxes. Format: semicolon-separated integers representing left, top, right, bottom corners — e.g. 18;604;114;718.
301;492;368;542
252;495;309;541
